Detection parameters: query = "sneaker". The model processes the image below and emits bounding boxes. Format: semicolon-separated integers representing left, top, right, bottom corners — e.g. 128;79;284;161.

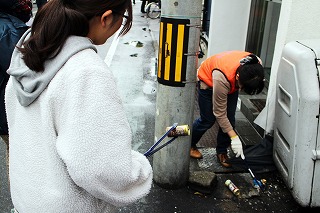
217;153;232;168
190;147;203;159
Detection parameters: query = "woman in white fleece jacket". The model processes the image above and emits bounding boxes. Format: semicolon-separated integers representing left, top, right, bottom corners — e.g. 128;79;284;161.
5;0;153;212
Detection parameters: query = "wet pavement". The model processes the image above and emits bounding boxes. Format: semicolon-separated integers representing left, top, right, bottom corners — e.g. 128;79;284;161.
1;2;320;213
0;139;11;213
115;2;320;213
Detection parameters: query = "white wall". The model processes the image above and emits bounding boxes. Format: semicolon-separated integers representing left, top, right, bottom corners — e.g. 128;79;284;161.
255;0;320;133
207;0;251;56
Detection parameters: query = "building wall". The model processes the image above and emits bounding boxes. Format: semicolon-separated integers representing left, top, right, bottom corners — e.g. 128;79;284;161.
272;0;320;77
205;0;320;133
207;0;251;56
257;0;320;133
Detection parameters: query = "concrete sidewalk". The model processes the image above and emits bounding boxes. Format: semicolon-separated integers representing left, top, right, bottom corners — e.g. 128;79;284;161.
1;2;319;212
116;2;320;213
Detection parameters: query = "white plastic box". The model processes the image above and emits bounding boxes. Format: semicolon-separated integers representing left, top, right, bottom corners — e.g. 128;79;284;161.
274;39;320;207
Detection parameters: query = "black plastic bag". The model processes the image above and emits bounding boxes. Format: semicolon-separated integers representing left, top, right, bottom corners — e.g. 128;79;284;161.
230;135;276;173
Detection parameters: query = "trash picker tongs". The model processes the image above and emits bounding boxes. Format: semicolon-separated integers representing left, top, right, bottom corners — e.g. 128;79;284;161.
144;123;178;157
242;156;265;191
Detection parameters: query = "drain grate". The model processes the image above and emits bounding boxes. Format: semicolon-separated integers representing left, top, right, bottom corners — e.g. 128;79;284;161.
198;148;216;169
249;99;266;112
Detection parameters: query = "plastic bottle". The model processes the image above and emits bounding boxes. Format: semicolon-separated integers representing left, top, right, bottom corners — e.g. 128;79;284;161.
225;179;240;196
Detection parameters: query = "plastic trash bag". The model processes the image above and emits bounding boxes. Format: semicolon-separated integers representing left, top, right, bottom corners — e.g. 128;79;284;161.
229;135;276;173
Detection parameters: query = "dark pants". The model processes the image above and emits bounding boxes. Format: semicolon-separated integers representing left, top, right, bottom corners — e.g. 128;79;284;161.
191;82;238;154
141;0;147;13
0;85;8;135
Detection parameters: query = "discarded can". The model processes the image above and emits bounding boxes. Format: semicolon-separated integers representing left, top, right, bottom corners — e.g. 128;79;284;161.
253;179;267;189
166;125;190;137
225;179;240;196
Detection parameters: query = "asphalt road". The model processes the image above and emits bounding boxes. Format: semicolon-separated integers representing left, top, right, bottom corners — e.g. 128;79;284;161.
1;2;320;213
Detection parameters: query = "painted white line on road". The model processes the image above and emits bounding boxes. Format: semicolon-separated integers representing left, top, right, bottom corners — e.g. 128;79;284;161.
104;27;122;67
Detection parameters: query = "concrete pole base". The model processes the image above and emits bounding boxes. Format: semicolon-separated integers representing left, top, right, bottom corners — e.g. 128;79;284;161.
188;171;217;194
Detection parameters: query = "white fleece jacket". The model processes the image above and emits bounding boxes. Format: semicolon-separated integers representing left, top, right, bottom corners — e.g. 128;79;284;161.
5;31;153;212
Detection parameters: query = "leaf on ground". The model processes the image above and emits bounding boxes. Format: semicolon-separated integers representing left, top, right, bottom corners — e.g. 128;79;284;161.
130;53;138;57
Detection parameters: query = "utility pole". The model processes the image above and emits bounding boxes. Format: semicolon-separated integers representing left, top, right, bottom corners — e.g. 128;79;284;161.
153;0;202;189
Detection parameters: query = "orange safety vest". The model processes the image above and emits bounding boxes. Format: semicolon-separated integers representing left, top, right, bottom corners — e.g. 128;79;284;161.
197;51;250;94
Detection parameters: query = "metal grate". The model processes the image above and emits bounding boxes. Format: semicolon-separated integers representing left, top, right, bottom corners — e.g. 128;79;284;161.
249;99;266;112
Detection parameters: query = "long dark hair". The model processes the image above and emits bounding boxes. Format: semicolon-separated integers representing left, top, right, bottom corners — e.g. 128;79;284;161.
18;0;132;72
236;54;265;95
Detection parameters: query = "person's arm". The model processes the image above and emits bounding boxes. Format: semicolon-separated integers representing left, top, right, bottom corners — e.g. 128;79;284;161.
212;71;233;133
54;55;152;206
227;129;237;138
212;71;244;158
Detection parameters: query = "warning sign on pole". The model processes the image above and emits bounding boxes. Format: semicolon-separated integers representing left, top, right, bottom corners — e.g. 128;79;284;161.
157;17;190;87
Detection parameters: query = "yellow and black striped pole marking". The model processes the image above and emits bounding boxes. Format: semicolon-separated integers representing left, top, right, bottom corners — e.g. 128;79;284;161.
157;17;190;87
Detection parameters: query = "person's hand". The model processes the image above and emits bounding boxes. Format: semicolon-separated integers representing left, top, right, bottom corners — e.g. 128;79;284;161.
231;135;244;159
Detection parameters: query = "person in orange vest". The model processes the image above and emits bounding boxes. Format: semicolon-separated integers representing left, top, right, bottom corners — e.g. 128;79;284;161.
190;51;265;168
